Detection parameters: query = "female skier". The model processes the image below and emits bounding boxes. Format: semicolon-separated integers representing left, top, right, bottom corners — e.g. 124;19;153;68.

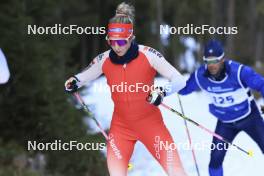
65;2;187;176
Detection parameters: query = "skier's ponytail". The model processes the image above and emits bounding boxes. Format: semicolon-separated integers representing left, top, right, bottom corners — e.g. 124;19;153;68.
109;2;135;25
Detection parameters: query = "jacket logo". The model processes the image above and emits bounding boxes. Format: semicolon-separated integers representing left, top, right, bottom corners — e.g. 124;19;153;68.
148;48;163;58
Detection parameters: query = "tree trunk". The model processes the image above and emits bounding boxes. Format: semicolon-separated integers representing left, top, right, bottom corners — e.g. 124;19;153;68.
226;0;235;57
249;0;257;63
91;0;100;58
80;35;88;67
156;0;164;54
255;19;263;69
211;0;224;38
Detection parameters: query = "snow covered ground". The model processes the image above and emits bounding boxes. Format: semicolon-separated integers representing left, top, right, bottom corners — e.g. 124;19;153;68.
82;76;264;176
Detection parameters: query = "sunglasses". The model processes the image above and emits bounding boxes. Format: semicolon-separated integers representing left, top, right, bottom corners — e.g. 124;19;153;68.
107;39;128;47
204;59;221;65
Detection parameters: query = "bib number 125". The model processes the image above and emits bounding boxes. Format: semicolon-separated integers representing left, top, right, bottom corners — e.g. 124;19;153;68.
213;96;234;104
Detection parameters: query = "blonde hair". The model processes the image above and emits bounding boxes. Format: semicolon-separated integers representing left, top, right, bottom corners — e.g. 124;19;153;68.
109;2;135;24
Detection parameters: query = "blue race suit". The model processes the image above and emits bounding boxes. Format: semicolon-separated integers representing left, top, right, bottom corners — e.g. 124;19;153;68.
179;60;264;176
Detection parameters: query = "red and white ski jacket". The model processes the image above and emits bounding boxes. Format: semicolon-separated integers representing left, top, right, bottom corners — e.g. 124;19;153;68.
75;45;186;116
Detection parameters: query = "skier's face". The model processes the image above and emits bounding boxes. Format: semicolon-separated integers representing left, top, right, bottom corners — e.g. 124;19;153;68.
207;59;225;75
109;37;133;56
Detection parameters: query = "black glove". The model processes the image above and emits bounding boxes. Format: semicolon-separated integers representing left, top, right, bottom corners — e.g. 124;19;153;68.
64;76;79;93
147;87;166;106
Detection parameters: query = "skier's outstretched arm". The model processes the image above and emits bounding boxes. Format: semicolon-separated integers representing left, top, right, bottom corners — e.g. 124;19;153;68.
143;46;187;106
178;72;201;95
240;65;264;97
240;65;264;113
142;47;186;96
65;51;109;93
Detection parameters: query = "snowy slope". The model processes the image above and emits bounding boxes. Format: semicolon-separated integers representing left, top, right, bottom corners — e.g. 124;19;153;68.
83;76;264;176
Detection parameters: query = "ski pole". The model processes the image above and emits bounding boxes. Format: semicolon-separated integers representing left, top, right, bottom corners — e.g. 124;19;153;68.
177;95;200;176
73;92;133;170
160;103;254;157
73;92;109;139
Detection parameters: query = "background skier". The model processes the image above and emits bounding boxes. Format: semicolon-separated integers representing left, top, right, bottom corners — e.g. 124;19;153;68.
179;39;264;176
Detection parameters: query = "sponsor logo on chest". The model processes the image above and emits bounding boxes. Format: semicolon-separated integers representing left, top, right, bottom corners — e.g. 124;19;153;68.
207;86;234;93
